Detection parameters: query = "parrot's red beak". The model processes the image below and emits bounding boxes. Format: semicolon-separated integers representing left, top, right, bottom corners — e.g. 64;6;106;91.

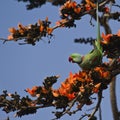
69;57;73;63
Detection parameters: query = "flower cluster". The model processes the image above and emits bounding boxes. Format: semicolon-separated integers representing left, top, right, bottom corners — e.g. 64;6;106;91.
85;0;96;10
1;0;112;45
0;65;115;118
22;65;113;119
101;30;120;58
60;0;96;20
1;0;120;119
52;72;92;101
58;1;82;28
7;17;53;45
53;66;112;100
0;90;37;117
26;66;112;106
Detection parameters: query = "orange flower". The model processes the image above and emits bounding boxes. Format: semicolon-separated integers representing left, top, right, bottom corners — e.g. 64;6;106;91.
68;72;76;82
94;67;111;80
52;71;99;101
94;66;103;72
47;27;53;35
17;23;27;35
93;83;101;93
73;72;84;82
8;35;14;40
85;4;91;11
94;67;103;79
64;1;72;9
8;27;16;34
74;7;81;14
101;32;112;44
62;1;79;13
52;72;78;99
39;25;44;32
18;23;25;29
104;7;110;13
102;71;111;79
56;19;67;27
85;0;96;8
61;82;71;90
71;1;77;8
52;90;59;97
77;71;92;83
67;93;75;100
58;87;68;96
26;86;39;97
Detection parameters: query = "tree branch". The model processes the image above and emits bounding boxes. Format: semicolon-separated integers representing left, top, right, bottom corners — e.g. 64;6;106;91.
101;4;120;119
110;79;120;120
88;91;102;120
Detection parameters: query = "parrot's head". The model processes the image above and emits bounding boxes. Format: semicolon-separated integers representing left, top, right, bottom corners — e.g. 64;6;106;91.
69;53;82;64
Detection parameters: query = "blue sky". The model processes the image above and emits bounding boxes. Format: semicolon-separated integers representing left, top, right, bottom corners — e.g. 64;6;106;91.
0;0;120;120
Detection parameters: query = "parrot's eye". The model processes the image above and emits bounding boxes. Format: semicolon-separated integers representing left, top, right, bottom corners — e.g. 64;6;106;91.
68;57;74;63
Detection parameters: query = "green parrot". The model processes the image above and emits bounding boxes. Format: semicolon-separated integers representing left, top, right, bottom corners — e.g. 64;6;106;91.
69;2;103;70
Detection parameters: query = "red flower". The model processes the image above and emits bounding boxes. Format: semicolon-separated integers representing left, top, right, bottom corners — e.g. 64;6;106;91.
26;86;39;97
92;83;101;93
101;32;112;44
104;7;110;13
67;93;75;100
85;0;96;8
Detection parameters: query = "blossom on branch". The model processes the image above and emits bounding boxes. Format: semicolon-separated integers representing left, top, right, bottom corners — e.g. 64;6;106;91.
7;17;53;45
0;61;118;118
16;64;114;118
101;30;120;58
0;0;120;119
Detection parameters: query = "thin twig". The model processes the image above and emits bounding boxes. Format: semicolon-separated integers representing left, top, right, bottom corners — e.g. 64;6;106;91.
0;38;10;44
14;103;53;117
52;92;84;120
88;91;102;120
61;92;83;116
0;37;27;44
79;113;88;120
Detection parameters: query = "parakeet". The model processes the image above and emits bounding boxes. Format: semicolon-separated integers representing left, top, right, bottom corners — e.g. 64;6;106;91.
69;2;103;70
